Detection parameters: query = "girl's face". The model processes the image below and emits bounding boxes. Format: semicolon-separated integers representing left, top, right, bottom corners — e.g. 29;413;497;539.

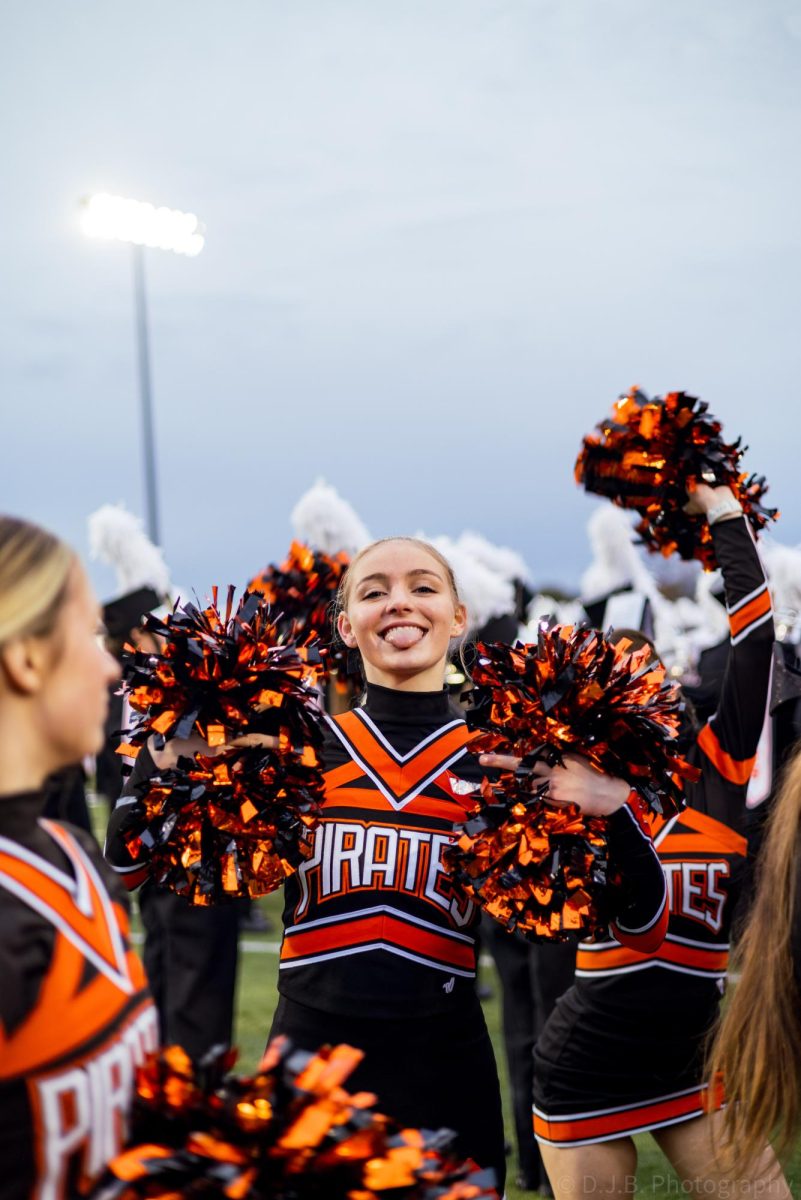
337;541;467;692
36;563;120;770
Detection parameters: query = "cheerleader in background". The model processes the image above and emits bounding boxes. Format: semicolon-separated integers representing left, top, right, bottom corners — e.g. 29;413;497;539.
106;534;669;1191
0;516;157;1199
532;483;791;1199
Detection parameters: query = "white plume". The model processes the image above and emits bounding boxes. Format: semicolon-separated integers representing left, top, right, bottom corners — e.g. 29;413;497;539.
457;530;532;585
520;595;585;639
290;478;370;557
580;507;643;600
88;504;171;597
579;506;691;668
760;538;801;639
418;533;515;633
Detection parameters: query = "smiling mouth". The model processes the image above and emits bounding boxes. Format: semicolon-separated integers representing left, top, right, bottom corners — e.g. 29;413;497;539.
380;624;427;649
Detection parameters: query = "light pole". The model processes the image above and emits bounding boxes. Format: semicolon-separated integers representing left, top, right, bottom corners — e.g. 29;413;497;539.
81;192;205;545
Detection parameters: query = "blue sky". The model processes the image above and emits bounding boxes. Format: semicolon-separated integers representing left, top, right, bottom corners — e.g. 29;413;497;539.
3;0;800;602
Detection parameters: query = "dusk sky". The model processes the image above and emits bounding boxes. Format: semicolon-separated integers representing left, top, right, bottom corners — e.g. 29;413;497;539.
3;0;800;604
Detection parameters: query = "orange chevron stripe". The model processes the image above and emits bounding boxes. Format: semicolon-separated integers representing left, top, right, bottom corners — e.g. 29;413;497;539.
696;724;755;787
677;808;748;854
729;589;771;638
281;912;475;970
0;932;150;1078
0;838;122;977
575;938;728;974
322;782;469;822
333;713;469;799
323;761;363;790
534;1087;712;1144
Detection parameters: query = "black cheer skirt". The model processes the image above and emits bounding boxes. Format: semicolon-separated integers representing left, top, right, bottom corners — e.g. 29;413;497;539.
532;979;722;1147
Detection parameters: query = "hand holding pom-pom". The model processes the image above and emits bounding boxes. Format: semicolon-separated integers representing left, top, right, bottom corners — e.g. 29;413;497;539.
448;625;697;940
575;387;778;569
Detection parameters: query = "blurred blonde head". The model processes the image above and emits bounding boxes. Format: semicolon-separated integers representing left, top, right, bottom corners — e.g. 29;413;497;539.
0;516;119;786
0;516;75;648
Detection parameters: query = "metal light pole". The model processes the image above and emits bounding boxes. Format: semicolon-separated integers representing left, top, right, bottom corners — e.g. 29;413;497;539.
131;244;160;544
81;192;205;546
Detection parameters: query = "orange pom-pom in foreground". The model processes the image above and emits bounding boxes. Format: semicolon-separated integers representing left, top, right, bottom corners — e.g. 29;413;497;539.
95;1040;499;1200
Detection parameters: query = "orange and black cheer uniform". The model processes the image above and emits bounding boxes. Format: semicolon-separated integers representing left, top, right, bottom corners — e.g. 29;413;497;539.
269;683;667;1190
533;515;773;1148
0;791;157;1199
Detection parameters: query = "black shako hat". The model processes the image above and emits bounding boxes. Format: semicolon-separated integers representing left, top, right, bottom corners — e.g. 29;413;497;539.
103;586;161;640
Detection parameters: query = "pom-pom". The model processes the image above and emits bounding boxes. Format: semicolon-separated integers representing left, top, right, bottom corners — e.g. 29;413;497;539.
89;503;172;596
575;388;778;569
119;587;325;902
96;1041;500;1200
290;478;371;558
448;625;697;940
248;541;356;687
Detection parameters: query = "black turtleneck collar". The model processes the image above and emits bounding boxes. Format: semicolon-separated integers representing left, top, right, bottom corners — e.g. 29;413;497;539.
362;681;455;724
0;790;47;843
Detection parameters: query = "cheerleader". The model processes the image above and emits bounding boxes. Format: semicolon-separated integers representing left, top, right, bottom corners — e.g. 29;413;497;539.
106;535;668;1190
0;516;157;1199
532;485;791;1198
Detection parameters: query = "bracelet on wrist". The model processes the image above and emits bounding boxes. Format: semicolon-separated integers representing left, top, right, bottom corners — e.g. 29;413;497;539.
706;498;743;525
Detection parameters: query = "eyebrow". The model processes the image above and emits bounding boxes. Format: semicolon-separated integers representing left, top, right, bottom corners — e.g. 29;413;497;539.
356;568;444;587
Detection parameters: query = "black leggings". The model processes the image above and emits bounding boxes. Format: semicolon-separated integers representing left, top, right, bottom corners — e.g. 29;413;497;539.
269;993;506;1192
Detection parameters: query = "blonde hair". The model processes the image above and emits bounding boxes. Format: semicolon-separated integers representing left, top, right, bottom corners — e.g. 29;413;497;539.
707;744;801;1170
0;516;75;648
335;536;462;626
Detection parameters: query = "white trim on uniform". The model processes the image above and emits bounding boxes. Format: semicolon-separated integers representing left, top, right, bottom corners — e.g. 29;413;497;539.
731;610;773;647
0;825;134;994
353;710;465;763
727;582;768;616
284;902;475;943
278;941;475;978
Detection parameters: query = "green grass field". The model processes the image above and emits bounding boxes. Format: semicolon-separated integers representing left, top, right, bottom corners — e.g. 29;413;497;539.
229;894;801;1199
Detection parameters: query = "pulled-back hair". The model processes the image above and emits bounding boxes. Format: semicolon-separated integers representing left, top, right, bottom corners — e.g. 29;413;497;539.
0;516;75;648
707;744;801;1171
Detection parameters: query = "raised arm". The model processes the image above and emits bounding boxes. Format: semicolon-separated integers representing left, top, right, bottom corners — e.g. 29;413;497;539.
688;487;773;827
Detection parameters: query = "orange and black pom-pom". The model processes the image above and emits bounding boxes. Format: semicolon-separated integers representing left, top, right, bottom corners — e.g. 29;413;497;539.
448;625;696;941
96;1040;500;1200
249;541;359;688
119;588;325;903
575;387;778;569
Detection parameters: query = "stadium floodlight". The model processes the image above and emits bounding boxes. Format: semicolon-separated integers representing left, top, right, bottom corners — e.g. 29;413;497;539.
81;192;205;256
81;192;206;545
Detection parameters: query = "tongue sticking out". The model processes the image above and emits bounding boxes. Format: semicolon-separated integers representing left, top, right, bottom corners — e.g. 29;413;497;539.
383;626;425;649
